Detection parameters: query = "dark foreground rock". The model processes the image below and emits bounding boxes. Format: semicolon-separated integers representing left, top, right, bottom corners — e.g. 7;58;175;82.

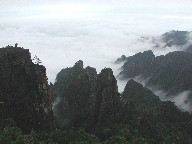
53;61;121;129
0;47;54;132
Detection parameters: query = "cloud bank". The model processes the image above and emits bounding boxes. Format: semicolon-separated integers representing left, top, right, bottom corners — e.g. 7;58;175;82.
0;0;192;88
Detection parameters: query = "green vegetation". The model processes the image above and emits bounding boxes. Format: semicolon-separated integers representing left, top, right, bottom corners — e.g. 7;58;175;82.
32;55;42;65
0;119;159;144
0;120;99;144
2;119;188;144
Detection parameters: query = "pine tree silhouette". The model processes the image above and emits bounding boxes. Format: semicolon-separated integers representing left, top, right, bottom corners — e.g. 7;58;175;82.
32;55;42;64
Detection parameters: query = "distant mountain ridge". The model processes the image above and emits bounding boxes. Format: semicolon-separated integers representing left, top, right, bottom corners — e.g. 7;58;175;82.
138;30;192;52
155;30;192;52
116;49;192;113
118;50;192;94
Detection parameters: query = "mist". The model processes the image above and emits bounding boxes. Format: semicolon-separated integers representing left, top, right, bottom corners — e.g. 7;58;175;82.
1;17;191;83
155;90;192;113
116;72;192;113
1;1;192;114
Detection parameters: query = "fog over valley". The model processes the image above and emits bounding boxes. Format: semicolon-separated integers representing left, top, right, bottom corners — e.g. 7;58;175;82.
1;0;192;112
2;1;192;143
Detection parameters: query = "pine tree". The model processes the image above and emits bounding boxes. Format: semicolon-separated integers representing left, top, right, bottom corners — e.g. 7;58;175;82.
32;55;42;65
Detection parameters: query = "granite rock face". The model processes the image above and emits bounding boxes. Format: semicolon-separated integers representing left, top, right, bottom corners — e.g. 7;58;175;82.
89;68;121;129
53;60;97;128
0;47;54;132
53;61;121;129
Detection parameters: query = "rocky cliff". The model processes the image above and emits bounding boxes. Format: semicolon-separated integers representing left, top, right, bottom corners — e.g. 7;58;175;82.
89;68;121;129
53;60;97;128
0;47;54;132
53;61;121;130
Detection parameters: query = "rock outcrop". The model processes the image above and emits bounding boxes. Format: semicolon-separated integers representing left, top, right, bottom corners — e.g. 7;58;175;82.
0;47;54;132
53;61;121;129
89;68;121;129
53;60;97;128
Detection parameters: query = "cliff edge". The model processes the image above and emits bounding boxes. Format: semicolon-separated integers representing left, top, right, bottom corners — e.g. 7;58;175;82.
0;47;54;132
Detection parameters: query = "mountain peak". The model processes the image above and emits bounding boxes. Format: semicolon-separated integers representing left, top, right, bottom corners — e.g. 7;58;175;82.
74;60;83;69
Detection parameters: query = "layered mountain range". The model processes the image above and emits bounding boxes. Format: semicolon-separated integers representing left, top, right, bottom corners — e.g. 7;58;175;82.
138;30;192;52
118;50;192;94
52;59;192;143
1;38;192;143
116;30;192;113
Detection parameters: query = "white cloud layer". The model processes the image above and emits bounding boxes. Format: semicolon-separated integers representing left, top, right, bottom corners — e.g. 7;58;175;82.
0;0;192;88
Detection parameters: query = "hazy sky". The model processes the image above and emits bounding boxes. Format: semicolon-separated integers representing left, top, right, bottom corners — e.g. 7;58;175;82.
1;0;192;19
1;0;192;89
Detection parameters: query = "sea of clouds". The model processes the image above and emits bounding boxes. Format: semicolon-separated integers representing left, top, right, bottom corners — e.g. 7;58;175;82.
1;0;192;111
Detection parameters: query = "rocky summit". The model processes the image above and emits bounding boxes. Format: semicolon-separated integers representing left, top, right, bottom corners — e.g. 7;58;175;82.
0;47;54;132
52;61;121;130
